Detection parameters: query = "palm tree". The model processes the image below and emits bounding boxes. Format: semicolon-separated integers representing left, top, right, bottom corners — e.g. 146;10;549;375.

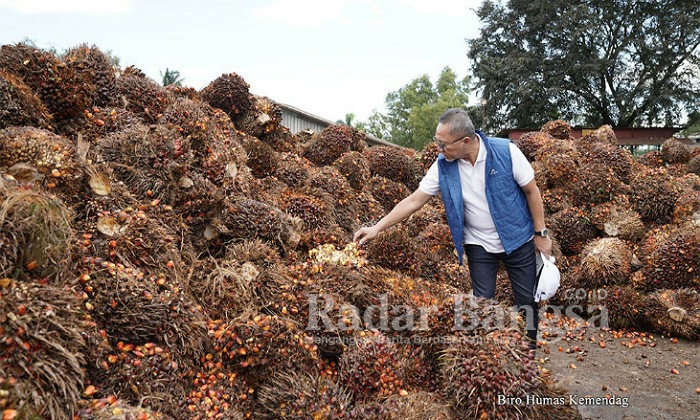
336;113;356;127
160;68;184;86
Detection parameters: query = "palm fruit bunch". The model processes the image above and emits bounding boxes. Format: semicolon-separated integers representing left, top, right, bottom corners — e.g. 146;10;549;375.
85;207;185;282
363;226;419;276
243;138;278;178
224;239;285;308
0;126;83;194
540;187;574;215
576;237;633;288
167;172;224;233
209;196;300;254
673;190;700;223
247;176;288;210
273;152;312;188
87;339;190;416
303;124;361;166
98;124;193;199
661;137;691;164
280;188;336;230
643;288;700;340
303;248;369;307
272;285;355;357
687;154;700;176
515;131;554;161
261;125;300;153
0;182;74;281
637;150;665;168
333;150;371;191
159;98;220;153
630;167;683;224
349;391;453;420
63;43;117;108
419;141;440;171
364;175;410;212
640;223;700;291
74;396;161;419
256;370;353;419
364;145;424;190
572;163;625;205
237;95;283;138
0;70;52;129
208;312;320;385
200;131;251;194
535;140;581;188
165;84;199;100
115;66;171;122
359;266;450;316
338;331;433;403
199;72;252;123
677;174;700;194
405;202;445;236
306;166;359;230
577;124;617;147
587;285;645;330
531;160;547;189
591;203;645;242
297;224;353;256
579;141;635;184
60;106;141;143
307;165;357;205
70;164;138;227
414;222;457;280
0;43;91;122
548;207;599;255
80;258;208;361
0;281;86;420
438;330;539;419
186;256;260;321
541;119;572;140
420;296;523;346
354;191;386;226
176;355;251;419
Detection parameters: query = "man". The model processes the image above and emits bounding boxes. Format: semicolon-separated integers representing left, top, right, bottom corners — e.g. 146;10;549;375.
354;108;551;349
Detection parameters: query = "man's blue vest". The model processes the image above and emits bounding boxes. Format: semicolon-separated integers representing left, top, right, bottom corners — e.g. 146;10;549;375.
437;130;533;264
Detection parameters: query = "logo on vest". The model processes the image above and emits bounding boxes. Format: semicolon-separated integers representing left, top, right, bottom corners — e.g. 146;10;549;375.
489;168;498;176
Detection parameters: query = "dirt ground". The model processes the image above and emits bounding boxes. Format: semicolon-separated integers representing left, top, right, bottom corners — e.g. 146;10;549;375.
538;313;700;419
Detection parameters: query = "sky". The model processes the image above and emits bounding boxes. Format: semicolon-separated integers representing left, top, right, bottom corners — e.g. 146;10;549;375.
0;0;484;122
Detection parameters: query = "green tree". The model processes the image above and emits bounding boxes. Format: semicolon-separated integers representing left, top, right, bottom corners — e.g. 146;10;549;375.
361;67;473;149
468;0;700;131
160;68;184;86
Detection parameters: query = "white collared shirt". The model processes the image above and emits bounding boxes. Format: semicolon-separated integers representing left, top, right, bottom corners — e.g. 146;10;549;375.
418;134;534;253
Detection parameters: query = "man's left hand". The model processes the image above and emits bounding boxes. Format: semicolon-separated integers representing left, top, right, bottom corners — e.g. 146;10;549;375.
534;235;552;258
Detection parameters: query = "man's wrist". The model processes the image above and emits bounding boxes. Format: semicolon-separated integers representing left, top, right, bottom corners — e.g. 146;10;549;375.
534;228;548;237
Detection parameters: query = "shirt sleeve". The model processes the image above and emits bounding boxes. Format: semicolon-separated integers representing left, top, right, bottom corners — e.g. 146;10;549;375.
510;143;535;187
418;159;440;196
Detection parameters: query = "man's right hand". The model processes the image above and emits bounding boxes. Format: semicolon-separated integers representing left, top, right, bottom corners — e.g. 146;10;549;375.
353;225;380;245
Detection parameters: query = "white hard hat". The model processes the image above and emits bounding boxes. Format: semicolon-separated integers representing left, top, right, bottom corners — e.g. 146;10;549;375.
534;252;560;302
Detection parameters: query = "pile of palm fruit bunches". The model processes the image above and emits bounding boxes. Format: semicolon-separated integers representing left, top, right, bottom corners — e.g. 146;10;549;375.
0;41;697;419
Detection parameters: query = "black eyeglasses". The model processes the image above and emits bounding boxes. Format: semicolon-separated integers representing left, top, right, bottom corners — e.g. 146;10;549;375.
433;135;467;149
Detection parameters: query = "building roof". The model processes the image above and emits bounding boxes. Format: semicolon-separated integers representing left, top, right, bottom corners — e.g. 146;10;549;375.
277;102;397;148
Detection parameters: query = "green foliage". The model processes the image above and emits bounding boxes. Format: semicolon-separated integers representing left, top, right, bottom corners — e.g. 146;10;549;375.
468;0;700;131
160;68;184;86
337;113;356;126
359;67;472;149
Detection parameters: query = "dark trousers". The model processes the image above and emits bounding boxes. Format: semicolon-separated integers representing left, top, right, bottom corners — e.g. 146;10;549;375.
465;239;539;349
